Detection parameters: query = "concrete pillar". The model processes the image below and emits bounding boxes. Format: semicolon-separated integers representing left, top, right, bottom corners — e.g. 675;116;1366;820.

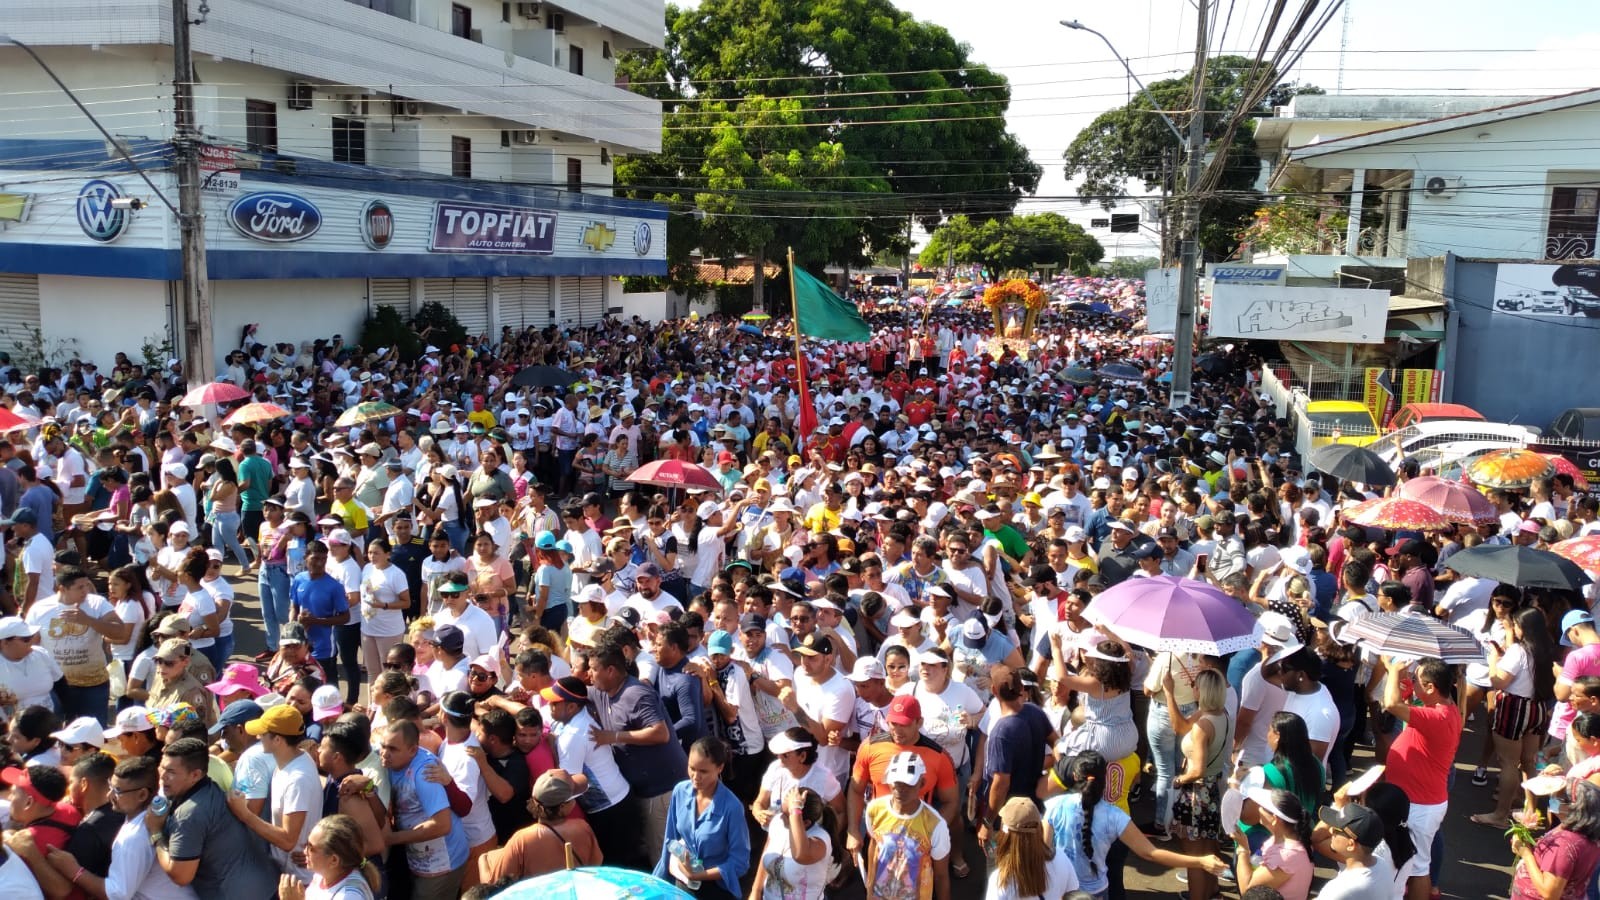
1347;168;1366;255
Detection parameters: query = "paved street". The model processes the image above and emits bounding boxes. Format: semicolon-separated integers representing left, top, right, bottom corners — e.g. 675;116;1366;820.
216;565;1520;900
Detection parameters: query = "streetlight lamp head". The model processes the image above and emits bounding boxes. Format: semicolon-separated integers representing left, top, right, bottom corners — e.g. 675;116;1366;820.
1060;19;1085;29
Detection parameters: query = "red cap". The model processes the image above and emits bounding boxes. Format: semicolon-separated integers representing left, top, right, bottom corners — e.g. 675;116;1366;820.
1;767;49;807
717;450;736;464
886;694;921;725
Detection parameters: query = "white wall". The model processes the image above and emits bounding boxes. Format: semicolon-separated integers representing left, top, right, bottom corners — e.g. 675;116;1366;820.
38;276;170;369
209;279;369;372
616;289;668;322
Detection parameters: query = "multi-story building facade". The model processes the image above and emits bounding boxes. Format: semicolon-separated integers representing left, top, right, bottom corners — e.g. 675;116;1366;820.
1;0;666;370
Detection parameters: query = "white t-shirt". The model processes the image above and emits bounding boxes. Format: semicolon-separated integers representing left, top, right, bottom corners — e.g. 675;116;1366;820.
176;586;217;649
233;740;277;800
203;576;235;639
793;670;856;784
111;594;154;661
760;819;832;900
440;735;497;846
155;545;187;608
25;593;117;686
757;760;840;836
359;563;410;638
20;532;54;603
983;845;1080;900
54;446;88;504
898;678;985;769
1498;643;1535;697
1282;685;1342;765
270;751;325;882
1435;576;1494;627
104;809;193;900
419;554;468;615
550;706;630;813
1238;664;1287;769
0;647;62;708
1316;853;1398;900
433;603;498;660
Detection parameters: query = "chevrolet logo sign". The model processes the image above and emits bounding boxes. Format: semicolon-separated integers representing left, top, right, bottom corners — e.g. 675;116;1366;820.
580;221;616;252
0;193;33;224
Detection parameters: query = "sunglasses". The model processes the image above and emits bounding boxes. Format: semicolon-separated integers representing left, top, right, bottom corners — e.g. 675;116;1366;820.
382;661;405;670
468;670;493;681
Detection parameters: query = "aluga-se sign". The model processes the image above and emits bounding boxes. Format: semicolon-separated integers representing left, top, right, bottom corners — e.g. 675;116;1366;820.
228;192;323;243
429;200;557;255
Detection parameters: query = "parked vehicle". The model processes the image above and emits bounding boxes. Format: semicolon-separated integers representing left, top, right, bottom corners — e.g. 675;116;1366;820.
1547;408;1600;441
1387;402;1486;432
1551;266;1600;317
1303;400;1382;448
1375;420;1539;468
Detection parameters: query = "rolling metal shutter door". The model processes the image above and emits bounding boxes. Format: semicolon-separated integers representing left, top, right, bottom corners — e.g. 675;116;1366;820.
559;276;582;325
502;277;551;331
0;275;42;354
423;278;489;335
578;277;605;326
368;277;410;313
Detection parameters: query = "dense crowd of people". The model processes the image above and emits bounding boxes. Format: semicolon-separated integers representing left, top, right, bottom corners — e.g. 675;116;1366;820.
0;282;1594;900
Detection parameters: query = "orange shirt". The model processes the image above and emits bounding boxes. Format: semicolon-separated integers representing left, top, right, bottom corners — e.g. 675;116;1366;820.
853;735;957;804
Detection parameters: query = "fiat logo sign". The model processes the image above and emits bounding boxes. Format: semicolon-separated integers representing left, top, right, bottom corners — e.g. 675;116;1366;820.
361;200;394;250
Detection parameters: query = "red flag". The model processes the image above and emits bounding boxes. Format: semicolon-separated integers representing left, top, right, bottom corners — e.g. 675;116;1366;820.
795;354;818;453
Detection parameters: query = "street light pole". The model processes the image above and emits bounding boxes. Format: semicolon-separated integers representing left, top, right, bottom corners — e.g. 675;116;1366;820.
1062;14;1206;408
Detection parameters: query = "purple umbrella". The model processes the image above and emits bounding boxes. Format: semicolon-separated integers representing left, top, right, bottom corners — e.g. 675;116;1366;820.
1083;575;1261;655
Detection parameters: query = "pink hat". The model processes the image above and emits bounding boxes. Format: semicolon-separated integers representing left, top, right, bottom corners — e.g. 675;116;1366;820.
206;662;267;698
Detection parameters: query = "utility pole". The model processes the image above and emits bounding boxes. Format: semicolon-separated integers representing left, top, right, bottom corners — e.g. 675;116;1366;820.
1169;0;1208;410
172;0;214;384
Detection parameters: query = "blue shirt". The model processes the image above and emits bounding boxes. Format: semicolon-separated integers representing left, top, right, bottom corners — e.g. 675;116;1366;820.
654;657;707;749
289;572;349;658
652;779;749;896
1043;791;1132;896
20;485;55;543
590;678;687;798
388;747;469;876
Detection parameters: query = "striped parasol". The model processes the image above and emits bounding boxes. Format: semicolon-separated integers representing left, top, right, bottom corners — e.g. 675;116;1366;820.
222;401;290;426
1551;535;1600;573
334;401;401;428
1342;495;1451;531
1343;611;1485;664
1466;448;1556;490
1397;475;1499;526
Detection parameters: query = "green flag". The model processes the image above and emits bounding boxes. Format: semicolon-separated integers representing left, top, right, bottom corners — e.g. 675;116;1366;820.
791;264;870;343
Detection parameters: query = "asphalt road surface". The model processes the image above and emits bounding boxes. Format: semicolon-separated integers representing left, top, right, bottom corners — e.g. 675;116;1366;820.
219;568;1520;899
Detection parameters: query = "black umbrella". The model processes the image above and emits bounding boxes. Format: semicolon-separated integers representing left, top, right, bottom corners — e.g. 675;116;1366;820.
1309;444;1396;487
1097;362;1144;382
1065;302;1093;312
1195;352;1229;376
511;365;578;389
1442;544;1592;590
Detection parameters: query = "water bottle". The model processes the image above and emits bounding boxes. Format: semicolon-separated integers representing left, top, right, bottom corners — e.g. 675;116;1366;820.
150;794;170;817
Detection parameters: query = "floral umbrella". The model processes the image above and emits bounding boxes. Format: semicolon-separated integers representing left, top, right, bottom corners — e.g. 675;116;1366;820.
333;401;401;428
1342;496;1451;531
1397;475;1499;526
180;381;250;407
1552;536;1600;573
222;402;290;426
1541;454;1591;491
1466;448;1555;490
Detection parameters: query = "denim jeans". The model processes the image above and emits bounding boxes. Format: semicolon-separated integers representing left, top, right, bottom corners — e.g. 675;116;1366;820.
199;639;229;675
258;563;291;651
56;680;110;726
210;510;251;568
1147;699;1196;828
336;623;362;705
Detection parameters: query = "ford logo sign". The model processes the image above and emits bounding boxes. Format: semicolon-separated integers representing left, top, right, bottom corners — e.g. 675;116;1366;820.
229;192;322;243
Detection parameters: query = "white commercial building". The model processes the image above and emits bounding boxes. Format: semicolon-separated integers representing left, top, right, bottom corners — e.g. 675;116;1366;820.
1;0;666;370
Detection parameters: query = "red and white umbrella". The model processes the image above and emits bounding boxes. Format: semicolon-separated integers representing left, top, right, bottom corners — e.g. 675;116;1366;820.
1397;475;1499;527
222;402;291;426
625;459;723;493
1552;536;1600;573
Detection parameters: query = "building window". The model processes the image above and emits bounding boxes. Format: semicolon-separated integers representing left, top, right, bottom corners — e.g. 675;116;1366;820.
1547;186;1599;260
567;157;582;194
451;3;472;37
245;100;278;153
452;136;472;178
332;117;367;165
569;46;584;76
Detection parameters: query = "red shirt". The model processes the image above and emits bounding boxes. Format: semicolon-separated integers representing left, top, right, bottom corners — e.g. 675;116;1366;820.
1386;701;1460;805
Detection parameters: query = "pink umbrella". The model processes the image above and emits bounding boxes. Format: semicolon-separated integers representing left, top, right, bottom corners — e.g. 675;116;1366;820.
625;459;723;493
1552;536;1600;573
222;401;290;426
1342;496;1451;531
1398;475;1499;527
0;407;37;433
1083;575;1260;655
180;381;250;407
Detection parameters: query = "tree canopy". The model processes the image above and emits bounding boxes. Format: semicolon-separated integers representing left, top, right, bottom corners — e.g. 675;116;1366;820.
614;0;1041;289
1061;55;1320;261
918;213;1104;276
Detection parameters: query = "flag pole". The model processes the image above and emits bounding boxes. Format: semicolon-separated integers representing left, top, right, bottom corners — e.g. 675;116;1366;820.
788;247;806;452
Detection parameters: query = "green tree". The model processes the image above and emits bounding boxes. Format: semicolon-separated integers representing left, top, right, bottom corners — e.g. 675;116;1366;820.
919;213;1103;276
615;0;1041;288
1061;56;1319;261
1101;256;1161;278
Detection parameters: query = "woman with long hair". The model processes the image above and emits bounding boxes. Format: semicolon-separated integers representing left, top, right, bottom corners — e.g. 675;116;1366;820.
983;796;1077;900
1475;605;1560;827
207;457;253;571
751;728;843;835
107;563;157;676
277;814;383;900
1050;633;1139;764
1042;751;1225;899
530;532;573;632
1508;779;1600;899
467;531;516;633
1232;788;1314;900
1167;669;1232;900
175;546;226;673
750;787;840;900
1463;584;1525;786
654;737;750;900
1240;711;1326;856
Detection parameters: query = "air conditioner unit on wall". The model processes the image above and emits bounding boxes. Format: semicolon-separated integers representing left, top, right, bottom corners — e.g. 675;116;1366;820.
1422;175;1463;199
287;82;314;110
390;98;420;119
515;2;540;17
509;130;540;145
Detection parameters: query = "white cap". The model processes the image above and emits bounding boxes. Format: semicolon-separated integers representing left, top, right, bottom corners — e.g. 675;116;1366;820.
1121;467;1140;481
696;500;721;519
102;705;156;739
0;616;38;640
51;715;107;747
311;684;344;722
847;657;887;682
885;751;927;786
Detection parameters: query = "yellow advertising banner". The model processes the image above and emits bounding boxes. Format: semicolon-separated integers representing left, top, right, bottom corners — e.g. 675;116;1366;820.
1400;369;1441;406
1363;367;1387;428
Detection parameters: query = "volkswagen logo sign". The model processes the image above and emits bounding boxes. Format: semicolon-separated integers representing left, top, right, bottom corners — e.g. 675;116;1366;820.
361;200;394;251
633;222;652;256
228;191;323;243
77;180;130;243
